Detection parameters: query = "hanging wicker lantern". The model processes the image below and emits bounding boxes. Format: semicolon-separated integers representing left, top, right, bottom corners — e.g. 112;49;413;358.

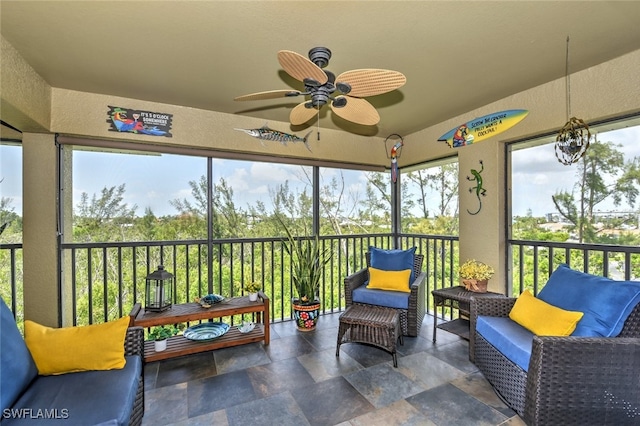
555;36;591;165
555;117;591;165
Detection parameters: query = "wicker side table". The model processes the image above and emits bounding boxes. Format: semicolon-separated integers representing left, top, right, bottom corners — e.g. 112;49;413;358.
432;286;504;342
336;304;403;367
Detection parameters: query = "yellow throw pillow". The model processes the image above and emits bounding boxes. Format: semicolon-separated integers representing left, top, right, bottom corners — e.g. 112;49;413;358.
509;289;584;336
366;267;412;293
24;315;130;375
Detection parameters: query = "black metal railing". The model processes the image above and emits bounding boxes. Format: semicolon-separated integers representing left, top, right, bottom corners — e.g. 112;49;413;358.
509;239;640;295
4;236;639;328
0;243;23;325
58;233;459;326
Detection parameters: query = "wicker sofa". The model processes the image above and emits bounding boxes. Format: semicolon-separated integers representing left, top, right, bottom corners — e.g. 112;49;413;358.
470;266;640;425
1;298;145;426
344;250;425;337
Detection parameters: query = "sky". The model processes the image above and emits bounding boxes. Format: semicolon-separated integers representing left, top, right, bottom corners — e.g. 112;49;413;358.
511;125;640;217
1;124;639;220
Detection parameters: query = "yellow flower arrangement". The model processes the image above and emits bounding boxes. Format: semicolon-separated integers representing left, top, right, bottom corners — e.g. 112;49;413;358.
459;259;495;281
244;281;262;293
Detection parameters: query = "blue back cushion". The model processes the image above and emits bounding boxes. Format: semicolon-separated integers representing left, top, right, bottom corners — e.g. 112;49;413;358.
369;246;417;285
538;264;640;337
1;298;38;411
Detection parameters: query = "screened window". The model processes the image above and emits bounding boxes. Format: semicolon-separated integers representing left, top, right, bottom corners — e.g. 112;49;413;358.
510;119;640;245
319;168;389;235
402;159;459;235
68;147;206;242
0;142;22;243
210;158;312;238
0;141;23;325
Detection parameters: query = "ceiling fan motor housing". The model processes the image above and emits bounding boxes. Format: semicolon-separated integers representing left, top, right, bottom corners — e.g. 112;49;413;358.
308;47;331;68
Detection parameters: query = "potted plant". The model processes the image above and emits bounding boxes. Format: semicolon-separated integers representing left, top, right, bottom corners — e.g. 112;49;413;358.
147;325;179;352
244;281;262;302
459;259;495;292
276;215;332;331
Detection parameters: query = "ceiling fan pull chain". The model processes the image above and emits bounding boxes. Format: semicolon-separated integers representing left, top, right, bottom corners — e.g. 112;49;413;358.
317;107;321;141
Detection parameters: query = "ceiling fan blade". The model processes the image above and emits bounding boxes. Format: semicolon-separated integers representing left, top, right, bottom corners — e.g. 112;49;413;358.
278;50;328;85
290;102;318;125
331;96;380;126
336;69;406;97
234;90;301;101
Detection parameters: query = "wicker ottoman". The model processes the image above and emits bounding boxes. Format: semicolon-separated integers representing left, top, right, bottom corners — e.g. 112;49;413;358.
336;304;403;367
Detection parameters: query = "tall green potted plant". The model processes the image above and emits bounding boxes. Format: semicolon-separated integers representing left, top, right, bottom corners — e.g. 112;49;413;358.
277;216;332;331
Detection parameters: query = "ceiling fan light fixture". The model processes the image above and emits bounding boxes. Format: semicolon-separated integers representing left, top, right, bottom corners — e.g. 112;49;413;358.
332;97;347;108
336;82;351;94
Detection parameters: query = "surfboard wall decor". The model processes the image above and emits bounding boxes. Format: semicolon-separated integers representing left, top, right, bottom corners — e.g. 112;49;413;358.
438;109;529;148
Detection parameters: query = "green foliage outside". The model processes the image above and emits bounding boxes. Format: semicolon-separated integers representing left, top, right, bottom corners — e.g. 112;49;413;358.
512;139;640;295
551;139;640;243
0;188;24;331
58;169;399;326
1;140;639;330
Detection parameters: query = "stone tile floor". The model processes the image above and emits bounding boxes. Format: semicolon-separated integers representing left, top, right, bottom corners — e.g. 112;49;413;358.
142;312;526;426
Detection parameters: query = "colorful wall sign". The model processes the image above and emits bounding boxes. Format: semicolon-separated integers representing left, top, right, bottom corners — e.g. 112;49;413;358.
107;106;173;137
438;109;528;148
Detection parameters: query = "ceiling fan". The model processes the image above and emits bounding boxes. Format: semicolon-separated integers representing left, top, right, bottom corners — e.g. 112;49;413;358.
234;47;406;126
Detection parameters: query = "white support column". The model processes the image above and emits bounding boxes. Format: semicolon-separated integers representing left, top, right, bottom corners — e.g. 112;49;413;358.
458;141;507;294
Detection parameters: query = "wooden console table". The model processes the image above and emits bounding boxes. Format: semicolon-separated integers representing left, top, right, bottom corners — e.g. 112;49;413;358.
129;291;269;362
432;286;504;342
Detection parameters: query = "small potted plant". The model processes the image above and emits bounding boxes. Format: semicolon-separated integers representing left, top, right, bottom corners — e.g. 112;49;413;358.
459;259;495;292
147;325;179;352
244;281;262;302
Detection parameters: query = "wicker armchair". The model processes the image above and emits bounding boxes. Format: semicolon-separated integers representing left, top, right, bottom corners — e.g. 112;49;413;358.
125;326;145;426
344;252;425;337
470;297;640;425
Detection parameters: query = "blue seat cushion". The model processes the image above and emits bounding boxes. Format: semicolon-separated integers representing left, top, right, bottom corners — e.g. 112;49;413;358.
5;355;141;426
352;286;409;309
538;264;640;337
476;316;534;372
369;246;417;284
1;298;38;412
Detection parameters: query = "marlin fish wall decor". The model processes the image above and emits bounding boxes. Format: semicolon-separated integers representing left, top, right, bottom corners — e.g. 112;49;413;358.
235;124;312;151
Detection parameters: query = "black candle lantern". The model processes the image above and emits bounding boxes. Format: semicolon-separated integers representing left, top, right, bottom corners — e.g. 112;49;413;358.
145;265;173;312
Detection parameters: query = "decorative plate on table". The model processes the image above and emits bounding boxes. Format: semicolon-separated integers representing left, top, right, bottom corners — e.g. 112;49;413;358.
237;321;255;334
183;322;230;341
195;294;225;308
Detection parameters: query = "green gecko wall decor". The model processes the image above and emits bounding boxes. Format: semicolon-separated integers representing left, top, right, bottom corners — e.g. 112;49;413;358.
467;160;486;215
